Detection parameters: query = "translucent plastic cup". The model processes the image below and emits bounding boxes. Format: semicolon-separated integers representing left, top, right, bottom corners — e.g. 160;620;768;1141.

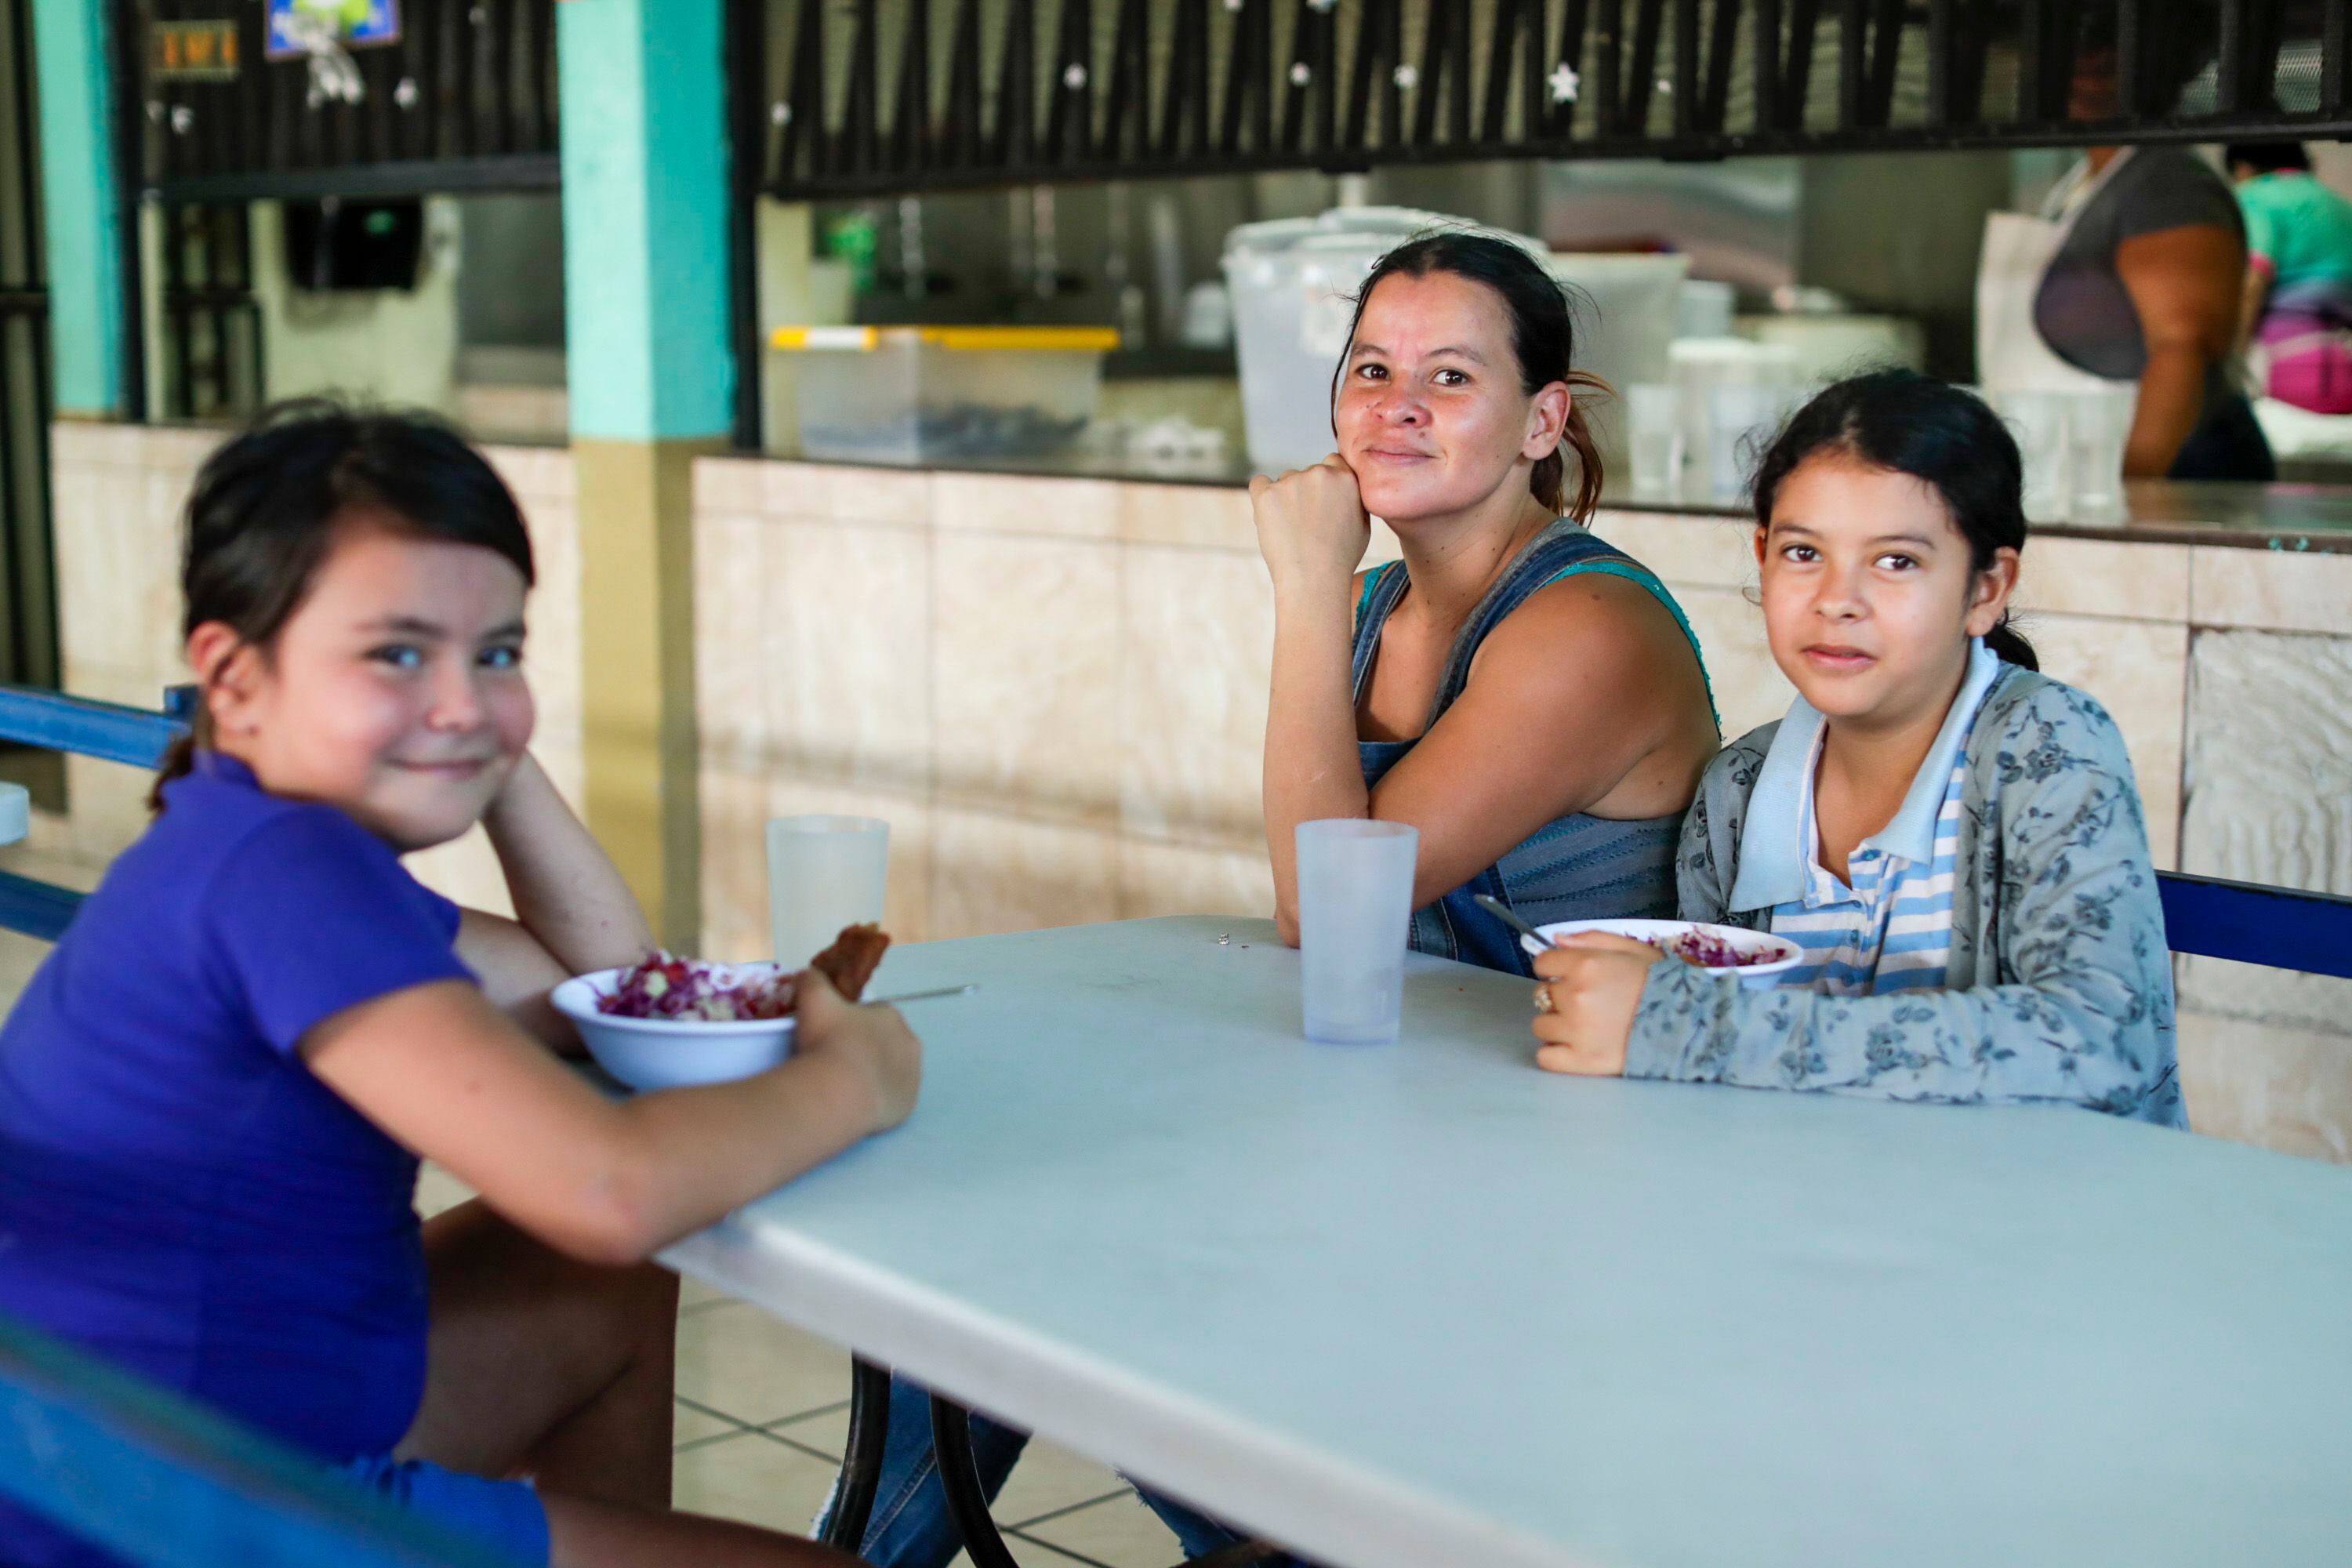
2065;385;2136;524
768;815;889;969
1994;389;2074;522
1628;383;1682;499
1295;819;1420;1045
1705;383;1788;506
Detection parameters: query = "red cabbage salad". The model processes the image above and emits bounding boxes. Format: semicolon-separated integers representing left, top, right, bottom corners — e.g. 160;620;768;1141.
1653;929;1772;968
596;953;800;1022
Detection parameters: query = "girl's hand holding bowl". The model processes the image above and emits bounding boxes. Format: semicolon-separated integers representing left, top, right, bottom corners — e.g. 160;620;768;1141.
1529;933;1665;1076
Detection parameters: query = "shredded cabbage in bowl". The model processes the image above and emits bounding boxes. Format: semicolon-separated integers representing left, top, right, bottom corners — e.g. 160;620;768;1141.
1655;929;1769;969
596;953;799;1022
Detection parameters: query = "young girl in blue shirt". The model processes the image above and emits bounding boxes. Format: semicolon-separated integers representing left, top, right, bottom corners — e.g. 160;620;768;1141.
0;404;918;1566
1529;372;2183;1124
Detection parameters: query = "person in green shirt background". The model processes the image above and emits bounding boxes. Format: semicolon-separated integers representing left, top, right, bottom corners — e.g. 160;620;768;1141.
2229;141;2352;414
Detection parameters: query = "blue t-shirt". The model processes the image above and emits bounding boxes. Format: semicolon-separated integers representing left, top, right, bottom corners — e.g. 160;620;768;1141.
0;753;472;1497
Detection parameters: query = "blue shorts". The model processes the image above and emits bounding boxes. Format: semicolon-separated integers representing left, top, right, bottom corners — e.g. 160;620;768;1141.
343;1453;551;1566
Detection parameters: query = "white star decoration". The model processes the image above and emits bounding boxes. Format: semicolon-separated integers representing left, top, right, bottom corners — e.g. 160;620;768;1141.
1548;62;1581;103
1063;64;1088;89
1290;62;1312;86
1393;64;1418;91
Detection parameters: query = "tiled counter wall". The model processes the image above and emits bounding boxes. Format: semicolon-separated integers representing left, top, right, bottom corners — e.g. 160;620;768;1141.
691;459;1279;960
697;459;2352;1163
39;423;585;914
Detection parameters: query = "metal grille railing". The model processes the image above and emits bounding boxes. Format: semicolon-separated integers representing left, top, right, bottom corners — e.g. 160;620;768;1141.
0;0;59;697
750;0;2352;198
153;201;261;424
122;0;559;203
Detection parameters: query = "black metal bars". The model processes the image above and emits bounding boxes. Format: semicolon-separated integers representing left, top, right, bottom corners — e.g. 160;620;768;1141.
123;0;559;203
0;0;57;695
755;0;2352;198
152;202;260;423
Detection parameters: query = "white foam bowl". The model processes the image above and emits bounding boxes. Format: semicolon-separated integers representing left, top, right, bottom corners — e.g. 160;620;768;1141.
1520;918;1804;979
551;964;799;1091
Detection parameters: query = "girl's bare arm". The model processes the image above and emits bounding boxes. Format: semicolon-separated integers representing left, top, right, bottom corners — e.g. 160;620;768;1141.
303;971;919;1265
455;753;656;1045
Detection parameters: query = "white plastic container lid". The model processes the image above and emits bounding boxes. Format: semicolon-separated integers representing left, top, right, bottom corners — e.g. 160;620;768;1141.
771;325;1120;352
1221;205;1537;260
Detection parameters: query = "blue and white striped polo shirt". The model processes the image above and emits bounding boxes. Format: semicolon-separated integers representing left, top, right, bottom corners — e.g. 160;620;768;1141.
1728;640;2001;996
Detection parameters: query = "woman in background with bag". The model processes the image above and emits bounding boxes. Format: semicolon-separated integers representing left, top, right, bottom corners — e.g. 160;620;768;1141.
1976;27;2271;481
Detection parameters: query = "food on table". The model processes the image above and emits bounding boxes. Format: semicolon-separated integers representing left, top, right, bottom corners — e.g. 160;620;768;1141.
808;923;891;1002
1647;928;1771;969
596;924;892;1021
1556;926;1776;969
597;953;799;1022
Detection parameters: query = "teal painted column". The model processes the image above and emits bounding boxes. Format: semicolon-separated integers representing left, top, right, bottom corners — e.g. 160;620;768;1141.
557;0;735;441
556;0;733;943
29;0;126;416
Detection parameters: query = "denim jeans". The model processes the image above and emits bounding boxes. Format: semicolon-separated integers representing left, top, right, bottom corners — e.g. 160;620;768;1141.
813;1372;1312;1566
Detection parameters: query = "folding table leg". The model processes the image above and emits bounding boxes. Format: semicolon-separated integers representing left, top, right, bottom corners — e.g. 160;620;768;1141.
818;1356;897;1551
929;1392;1025;1568
927;1393;1283;1568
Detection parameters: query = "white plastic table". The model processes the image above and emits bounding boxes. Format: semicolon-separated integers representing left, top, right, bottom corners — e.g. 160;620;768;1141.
665;916;2352;1568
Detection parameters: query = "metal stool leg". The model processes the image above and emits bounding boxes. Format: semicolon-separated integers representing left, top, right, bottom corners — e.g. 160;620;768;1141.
928;1392;1285;1568
818;1356;896;1552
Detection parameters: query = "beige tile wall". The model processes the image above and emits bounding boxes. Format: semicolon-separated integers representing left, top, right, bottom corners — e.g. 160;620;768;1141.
692;461;1278;960
44;423;585;915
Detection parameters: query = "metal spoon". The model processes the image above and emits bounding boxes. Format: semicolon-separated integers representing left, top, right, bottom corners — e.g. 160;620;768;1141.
1472;895;1553;949
860;983;978;1007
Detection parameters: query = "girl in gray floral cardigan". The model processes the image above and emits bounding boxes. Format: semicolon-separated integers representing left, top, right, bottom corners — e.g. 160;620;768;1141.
1530;372;2184;1126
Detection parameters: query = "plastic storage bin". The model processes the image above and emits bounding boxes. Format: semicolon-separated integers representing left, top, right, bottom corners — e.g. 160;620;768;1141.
770;325;1119;462
1222;209;1686;481
1224;207;1500;476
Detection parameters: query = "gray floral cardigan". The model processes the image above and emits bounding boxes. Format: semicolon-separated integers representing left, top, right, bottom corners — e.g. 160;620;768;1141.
1626;664;2187;1126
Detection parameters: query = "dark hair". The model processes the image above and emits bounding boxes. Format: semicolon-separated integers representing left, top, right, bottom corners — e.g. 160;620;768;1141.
2226;140;2311;175
1751;371;2037;670
1330;230;1607;521
153;400;536;807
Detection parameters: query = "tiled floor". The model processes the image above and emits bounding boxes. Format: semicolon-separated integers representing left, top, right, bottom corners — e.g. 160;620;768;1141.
415;1166;1180;1568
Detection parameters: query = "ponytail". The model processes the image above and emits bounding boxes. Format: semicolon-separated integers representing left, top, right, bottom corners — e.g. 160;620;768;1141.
147;709;210;815
1984;614;2038;670
1545;369;1610;522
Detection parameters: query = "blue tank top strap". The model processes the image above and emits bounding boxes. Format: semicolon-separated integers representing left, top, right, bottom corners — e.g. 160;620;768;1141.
1348;560;1410;705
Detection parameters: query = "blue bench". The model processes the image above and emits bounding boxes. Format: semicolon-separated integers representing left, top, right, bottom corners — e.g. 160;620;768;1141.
0;686;190;942
0;1310;522;1568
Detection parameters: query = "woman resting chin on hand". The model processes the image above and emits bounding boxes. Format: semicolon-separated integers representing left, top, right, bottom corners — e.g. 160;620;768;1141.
1255;231;1720;978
